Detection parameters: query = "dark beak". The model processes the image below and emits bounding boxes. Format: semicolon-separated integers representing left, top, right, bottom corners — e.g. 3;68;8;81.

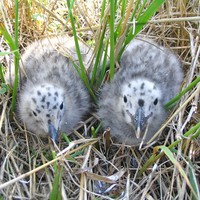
133;107;153;139
48;123;59;142
134;107;145;139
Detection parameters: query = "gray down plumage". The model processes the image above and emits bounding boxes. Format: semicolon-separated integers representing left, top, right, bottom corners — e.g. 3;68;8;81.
98;39;183;146
7;37;92;141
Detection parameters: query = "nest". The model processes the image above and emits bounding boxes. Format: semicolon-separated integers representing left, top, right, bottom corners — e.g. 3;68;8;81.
0;0;199;199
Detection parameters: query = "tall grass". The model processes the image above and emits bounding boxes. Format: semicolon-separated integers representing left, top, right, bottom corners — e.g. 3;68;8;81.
66;0;96;101
0;0;199;199
89;0;165;90
0;0;20;112
165;76;200;109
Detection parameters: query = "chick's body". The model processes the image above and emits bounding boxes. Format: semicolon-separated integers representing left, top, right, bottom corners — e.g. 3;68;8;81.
98;39;183;146
9;37;92;140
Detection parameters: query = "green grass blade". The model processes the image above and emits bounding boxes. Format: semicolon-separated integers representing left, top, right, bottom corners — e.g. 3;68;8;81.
165;76;200;108
130;0;141;21
100;0;107;21
0;63;5;83
136;0;148;20
126;0;165;44
0;21;20;112
114;0;135;61
138;121;200;177
91;126;96;138
62;132;71;144
115;0;129;38
118;0;165;59
50;165;63;200
0;50;18;56
14;0;19;53
121;0;128;17
11;0;20;112
98;41;109;87
66;0;96;101
188;161;200;200
91;122;102;139
109;0;115;80
0;24;18;53
90;23;107;87
52;151;57;172
158;146;197;198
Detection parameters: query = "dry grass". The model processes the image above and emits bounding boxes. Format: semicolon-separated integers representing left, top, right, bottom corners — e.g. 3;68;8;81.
0;0;200;199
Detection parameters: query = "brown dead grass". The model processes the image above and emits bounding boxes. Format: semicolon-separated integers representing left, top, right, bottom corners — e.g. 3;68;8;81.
0;0;200;199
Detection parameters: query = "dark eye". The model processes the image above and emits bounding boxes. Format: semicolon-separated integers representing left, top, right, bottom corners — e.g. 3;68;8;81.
32;111;37;117
60;102;64;110
154;98;158;105
124;95;127;103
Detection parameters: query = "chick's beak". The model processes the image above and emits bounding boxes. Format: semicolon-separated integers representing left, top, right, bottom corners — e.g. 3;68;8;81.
134;107;145;139
48;122;59;142
134;107;152;139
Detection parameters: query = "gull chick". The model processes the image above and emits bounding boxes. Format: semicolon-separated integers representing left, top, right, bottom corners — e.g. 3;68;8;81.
98;39;183;146
7;37;92;141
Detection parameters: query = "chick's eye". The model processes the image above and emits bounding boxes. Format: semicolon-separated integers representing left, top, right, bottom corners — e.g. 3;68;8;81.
124;95;127;103
154;98;158;105
60;102;64;110
32;111;37;117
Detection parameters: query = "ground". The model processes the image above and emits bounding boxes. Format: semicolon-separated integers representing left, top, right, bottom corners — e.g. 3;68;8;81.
0;0;199;199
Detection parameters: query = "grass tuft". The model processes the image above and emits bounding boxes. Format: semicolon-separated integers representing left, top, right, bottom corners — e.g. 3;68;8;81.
0;0;199;199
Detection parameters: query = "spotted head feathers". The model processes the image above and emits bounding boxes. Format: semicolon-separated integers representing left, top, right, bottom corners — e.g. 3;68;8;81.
19;83;65;141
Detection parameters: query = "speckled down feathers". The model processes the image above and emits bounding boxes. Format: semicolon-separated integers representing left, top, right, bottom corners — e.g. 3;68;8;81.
98;39;183;146
7;37;92;138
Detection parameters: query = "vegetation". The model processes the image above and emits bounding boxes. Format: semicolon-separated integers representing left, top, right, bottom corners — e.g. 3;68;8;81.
0;0;199;199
